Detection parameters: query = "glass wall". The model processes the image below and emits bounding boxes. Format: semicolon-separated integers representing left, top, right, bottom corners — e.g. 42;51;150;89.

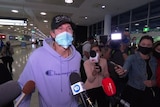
88;0;160;37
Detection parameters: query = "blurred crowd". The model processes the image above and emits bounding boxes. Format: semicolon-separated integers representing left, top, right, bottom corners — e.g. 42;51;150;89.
76;31;160;107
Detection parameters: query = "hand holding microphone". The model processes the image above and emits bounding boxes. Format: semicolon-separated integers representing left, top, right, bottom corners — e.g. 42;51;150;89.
15;80;35;107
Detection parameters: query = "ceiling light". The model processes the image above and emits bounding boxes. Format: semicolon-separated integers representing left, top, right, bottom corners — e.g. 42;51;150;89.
40;12;47;15
101;5;106;9
30;23;33;26
11;10;19;13
84;16;88;20
135;23;139;26
156;27;160;29
0;19;27;26
125;28;129;30
65;0;73;4
43;20;48;23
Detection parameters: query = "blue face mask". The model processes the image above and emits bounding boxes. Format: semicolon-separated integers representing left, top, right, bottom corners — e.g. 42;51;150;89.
55;31;73;49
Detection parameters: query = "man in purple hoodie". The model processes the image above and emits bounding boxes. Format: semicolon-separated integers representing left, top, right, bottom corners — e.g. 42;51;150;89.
17;15;81;107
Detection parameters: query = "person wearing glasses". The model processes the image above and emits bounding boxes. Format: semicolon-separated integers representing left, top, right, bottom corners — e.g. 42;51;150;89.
17;15;81;107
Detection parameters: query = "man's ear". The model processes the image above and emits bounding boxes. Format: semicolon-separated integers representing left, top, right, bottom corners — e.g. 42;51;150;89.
50;31;56;38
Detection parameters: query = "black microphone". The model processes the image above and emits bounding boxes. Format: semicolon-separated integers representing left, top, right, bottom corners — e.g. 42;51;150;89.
0;80;21;106
69;72;94;107
102;77;130;107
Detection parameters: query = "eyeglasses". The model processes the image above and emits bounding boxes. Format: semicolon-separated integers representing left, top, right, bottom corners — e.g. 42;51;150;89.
55;15;71;24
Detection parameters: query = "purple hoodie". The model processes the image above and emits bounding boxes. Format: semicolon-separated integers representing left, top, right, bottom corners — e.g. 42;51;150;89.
17;38;81;107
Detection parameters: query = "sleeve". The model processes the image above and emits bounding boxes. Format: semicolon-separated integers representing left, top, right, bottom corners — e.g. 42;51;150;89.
121;55;133;77
16;59;35;107
156;64;160;88
123;56;132;70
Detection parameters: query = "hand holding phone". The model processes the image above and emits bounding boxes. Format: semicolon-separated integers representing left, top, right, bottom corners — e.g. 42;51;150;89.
109;61;119;67
109;61;126;75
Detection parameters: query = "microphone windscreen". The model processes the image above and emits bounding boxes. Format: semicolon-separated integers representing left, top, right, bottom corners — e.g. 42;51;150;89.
69;72;81;85
0;80;21;106
102;77;116;96
22;80;35;95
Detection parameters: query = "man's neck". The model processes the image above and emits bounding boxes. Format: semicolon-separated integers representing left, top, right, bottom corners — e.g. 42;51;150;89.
53;43;71;58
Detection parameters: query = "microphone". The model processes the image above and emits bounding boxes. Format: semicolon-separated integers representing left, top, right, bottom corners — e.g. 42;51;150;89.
69;72;94;107
14;80;35;107
102;77;130;107
89;50;99;64
89;50;101;72
0;80;21;106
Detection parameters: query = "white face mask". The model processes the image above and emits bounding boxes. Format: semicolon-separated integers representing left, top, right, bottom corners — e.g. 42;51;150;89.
55;31;73;49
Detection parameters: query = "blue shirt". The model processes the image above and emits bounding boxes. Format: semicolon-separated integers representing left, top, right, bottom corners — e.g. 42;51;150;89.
123;52;157;91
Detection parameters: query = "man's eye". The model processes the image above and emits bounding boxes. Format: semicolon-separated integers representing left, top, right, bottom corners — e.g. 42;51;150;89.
67;27;73;31
58;27;63;30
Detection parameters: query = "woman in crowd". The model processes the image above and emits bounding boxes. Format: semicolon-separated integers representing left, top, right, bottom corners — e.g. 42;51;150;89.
115;35;158;107
83;44;110;107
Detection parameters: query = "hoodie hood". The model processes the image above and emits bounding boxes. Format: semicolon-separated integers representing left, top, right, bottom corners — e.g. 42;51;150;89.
43;38;78;61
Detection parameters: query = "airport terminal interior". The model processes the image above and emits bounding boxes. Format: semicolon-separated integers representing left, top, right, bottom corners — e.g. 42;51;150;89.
0;0;160;107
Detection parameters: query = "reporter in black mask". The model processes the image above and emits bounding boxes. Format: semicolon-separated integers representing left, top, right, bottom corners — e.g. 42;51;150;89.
114;35;158;107
137;45;152;55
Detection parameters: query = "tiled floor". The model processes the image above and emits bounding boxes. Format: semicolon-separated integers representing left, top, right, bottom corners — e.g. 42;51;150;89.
12;44;39;107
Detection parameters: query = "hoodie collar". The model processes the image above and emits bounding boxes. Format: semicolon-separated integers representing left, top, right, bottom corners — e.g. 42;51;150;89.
43;38;76;60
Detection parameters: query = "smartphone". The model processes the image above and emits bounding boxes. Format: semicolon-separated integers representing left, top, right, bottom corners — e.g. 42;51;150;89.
109;61;124;70
109;61;118;67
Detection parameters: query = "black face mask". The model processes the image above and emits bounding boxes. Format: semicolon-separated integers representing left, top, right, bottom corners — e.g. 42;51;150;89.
153;50;160;59
138;46;152;55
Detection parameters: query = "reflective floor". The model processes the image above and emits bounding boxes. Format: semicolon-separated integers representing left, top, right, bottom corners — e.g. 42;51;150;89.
12;44;39;107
